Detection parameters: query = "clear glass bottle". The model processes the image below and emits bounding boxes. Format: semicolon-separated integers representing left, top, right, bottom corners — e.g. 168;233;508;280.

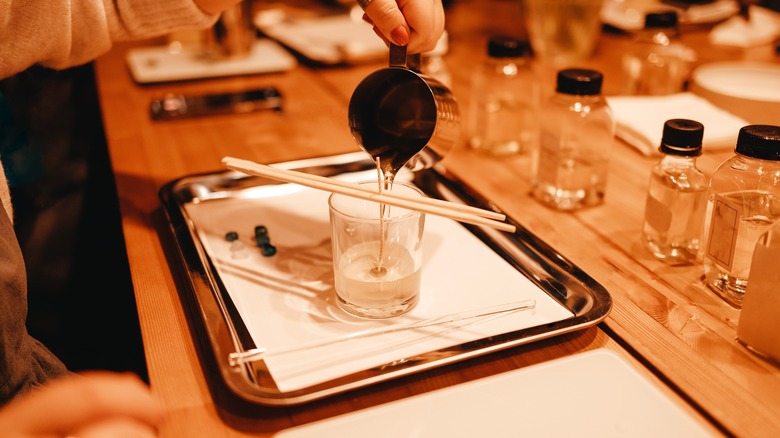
531;68;616;210
468;35;540;156
421;30;452;88
642;119;708;264
622;10;696;95
703;125;780;308
737;220;780;364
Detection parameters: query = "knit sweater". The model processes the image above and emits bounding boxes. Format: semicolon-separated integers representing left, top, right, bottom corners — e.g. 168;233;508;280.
0;0;219;403
0;0;219;221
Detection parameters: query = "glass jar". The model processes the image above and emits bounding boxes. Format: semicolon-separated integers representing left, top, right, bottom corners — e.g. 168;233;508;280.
467;36;540;156
421;30;452;88
531;68;615;210
703;125;780;307
642;119;708;264
622;10;695;95
737;220;780;364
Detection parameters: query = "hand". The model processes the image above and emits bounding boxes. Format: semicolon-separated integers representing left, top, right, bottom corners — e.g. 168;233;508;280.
359;0;445;53
0;372;165;437
194;0;243;15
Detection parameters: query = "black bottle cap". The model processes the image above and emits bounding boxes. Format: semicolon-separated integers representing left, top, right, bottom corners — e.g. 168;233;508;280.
487;36;531;58
659;119;704;156
735;125;780;161
644;11;678;29
555;69;603;96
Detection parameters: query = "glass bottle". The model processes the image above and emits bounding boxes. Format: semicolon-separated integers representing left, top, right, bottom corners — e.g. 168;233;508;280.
420;30;452;89
467;35;540;156
736;220;780;364
702;125;780;308
531;68;616;210
622;10;696;95
642;119;708;264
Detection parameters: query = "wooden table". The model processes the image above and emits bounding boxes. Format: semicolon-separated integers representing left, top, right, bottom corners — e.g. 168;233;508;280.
93;1;779;436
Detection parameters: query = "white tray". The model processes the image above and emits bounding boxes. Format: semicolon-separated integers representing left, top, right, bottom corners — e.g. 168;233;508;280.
126;38;297;83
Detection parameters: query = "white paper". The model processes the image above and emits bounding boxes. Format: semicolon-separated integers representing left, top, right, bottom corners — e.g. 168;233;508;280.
185;171;573;392
607;93;748;156
277;349;715;438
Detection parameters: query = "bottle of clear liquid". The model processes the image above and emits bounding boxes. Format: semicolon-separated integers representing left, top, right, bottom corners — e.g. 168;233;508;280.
622;10;696;95
737;220;780;364
703;125;780;308
468;35;540;156
531;68;616;210
421;30;452;88
642;119;708;264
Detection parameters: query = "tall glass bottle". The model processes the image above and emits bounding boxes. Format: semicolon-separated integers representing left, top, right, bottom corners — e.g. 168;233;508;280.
642;119;708;264
703;125;780;308
622;10;695;95
737;220;780;364
421;30;452;88
531;68;615;210
468;36;540;156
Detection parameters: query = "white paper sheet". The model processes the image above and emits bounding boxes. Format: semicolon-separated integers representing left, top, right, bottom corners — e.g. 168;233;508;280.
277;349;715;437
607;93;748;156
185;170;573;392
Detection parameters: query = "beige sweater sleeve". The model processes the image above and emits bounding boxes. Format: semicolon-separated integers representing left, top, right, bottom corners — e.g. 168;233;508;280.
0;0;221;220
0;0;219;79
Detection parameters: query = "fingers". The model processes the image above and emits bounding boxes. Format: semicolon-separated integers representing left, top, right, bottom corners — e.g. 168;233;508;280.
397;0;445;53
361;0;444;53
0;372;165;436
361;0;410;46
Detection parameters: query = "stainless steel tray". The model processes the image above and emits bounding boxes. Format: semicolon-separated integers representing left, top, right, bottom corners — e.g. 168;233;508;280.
158;152;612;406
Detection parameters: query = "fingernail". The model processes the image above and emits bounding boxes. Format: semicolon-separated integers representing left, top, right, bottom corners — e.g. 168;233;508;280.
391;25;410;46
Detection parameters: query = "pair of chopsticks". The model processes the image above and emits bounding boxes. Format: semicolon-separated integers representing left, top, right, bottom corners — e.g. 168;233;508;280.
222;156;516;233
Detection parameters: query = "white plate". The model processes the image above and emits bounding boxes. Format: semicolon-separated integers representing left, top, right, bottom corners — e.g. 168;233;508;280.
601;0;739;31
693;62;780;103
691;61;780;125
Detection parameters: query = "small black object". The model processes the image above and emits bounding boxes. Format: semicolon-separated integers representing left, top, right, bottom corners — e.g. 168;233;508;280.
644;11;678;29
150;87;283;121
659;119;704;157
261;244;277;257
487;36;532;59
254;225;271;247
556;69;603;96
735;125;780;161
225;231;239;242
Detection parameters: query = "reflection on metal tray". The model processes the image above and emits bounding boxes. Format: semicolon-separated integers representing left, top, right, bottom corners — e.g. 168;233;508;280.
158;152;612;406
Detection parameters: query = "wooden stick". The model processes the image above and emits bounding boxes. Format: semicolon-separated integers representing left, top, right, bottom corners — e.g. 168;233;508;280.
222;156;516;233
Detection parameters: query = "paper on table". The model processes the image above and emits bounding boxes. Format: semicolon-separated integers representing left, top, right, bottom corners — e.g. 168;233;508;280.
254;12;388;64
607;93;748;156
277;349;715;437
185;170;573;392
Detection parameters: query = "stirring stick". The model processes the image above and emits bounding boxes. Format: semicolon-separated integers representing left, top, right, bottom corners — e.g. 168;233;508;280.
223;157;504;220
228;299;536;366
222;156;515;233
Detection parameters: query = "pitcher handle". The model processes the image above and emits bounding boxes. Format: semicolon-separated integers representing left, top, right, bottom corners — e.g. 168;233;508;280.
389;43;422;73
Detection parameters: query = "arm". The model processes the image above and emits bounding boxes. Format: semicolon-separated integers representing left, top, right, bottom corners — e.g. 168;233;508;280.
0;0;240;79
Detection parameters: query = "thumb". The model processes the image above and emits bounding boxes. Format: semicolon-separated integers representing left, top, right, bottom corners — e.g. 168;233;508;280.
358;0;410;46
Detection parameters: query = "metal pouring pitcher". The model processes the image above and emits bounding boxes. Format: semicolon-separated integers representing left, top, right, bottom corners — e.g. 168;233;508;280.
348;44;460;173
